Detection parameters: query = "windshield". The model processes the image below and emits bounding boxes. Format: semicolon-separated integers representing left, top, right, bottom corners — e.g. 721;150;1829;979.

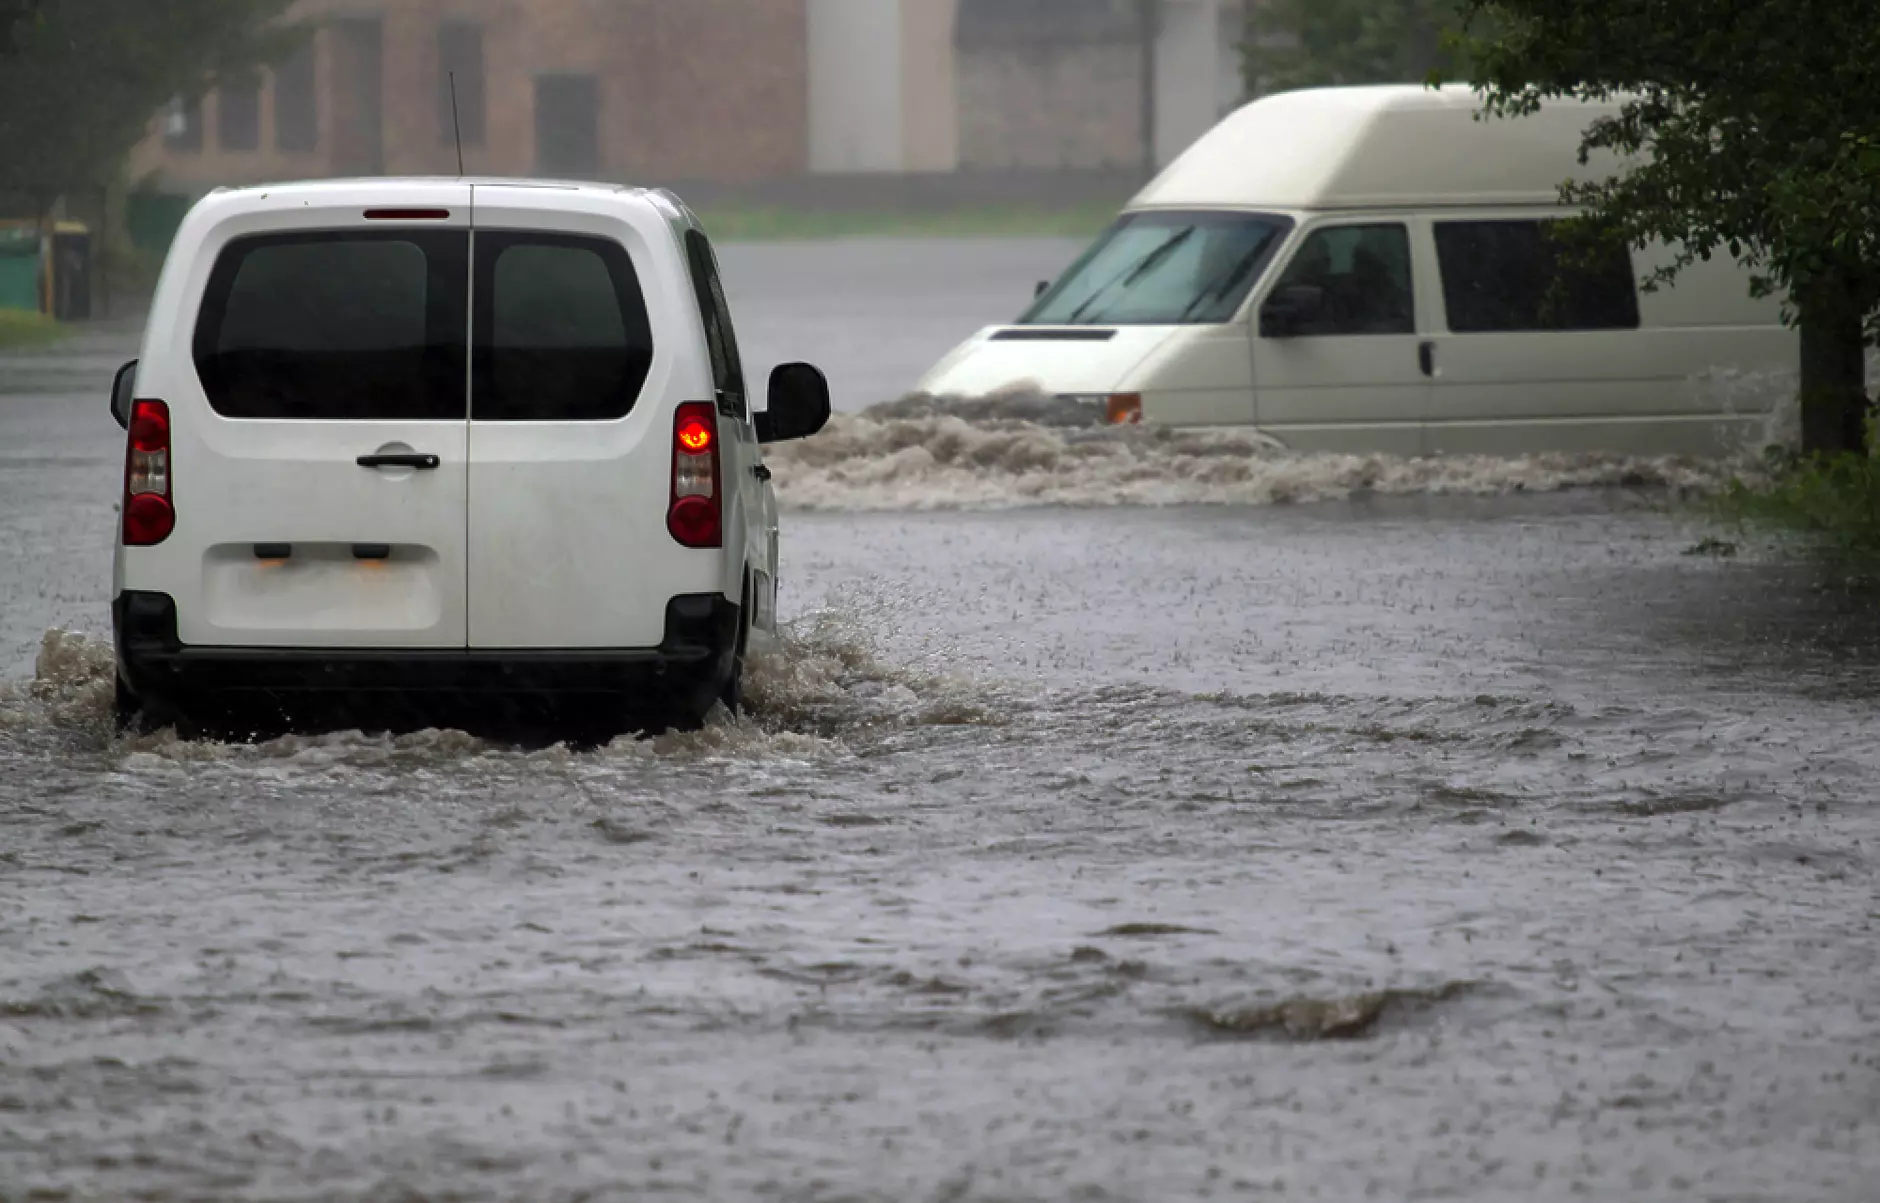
1020;211;1293;326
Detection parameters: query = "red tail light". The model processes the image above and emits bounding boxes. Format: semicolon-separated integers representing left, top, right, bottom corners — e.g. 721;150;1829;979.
122;399;175;546
668;401;721;548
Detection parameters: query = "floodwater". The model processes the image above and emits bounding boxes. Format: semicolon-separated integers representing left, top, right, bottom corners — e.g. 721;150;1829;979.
2;240;1877;1202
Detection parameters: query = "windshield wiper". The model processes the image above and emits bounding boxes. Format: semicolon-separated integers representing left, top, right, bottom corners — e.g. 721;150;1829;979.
1062;227;1197;325
1174;232;1277;325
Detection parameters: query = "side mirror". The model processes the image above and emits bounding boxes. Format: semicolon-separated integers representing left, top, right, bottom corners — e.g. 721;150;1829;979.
1259;284;1325;338
755;362;831;445
1035;279;1050;299
110;359;138;428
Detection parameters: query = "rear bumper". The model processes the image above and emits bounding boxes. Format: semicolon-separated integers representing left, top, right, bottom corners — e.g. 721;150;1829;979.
113;591;738;701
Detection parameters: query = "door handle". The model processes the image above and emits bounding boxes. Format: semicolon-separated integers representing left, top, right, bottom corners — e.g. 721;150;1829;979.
357;453;440;470
1417;341;1435;378
752;464;772;482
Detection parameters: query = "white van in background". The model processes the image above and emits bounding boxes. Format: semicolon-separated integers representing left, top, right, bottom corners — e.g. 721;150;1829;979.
915;85;1798;456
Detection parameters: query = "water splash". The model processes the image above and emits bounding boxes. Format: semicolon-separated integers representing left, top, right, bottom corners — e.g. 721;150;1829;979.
0;604;995;764
0;628;115;736
1184;980;1478;1041
767;390;1766;513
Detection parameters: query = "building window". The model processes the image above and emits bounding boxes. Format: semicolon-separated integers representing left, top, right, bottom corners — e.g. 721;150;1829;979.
275;40;318;152
439;21;486;147
163;96;203;153
535;74;599;176
332;17;385;174
219;71;262;152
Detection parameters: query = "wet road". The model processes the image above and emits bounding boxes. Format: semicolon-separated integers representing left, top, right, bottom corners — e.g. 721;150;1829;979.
3;240;1878;1202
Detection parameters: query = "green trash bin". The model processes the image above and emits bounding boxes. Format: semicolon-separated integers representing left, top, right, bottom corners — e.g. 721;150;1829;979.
0;227;40;313
51;225;90;320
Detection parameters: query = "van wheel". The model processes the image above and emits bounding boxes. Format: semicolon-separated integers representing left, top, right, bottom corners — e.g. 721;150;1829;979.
113;678;139;734
115;678;192;739
719;575;753;716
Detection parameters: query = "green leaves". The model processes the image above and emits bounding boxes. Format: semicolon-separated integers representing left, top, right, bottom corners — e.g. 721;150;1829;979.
0;0;301;204
1454;0;1880;450
1722;450;1880;562
1456;0;1880;307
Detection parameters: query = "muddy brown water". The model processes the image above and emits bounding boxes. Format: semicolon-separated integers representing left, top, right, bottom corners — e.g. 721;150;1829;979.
3;243;1877;1202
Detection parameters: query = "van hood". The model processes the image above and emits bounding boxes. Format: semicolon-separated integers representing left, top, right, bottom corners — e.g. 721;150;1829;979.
913;326;1173;398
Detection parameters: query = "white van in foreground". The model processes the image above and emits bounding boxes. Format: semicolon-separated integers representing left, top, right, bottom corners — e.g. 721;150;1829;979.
917;85;1797;456
109;178;829;734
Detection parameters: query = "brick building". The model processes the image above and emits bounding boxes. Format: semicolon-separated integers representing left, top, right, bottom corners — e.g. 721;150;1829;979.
131;0;810;190
953;0;1247;171
129;0;1246;194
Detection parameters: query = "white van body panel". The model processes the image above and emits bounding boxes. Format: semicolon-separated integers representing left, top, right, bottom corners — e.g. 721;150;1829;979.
919;326;1174;398
648;192;775;633
912;85;1800;455
128;180;475;649
1119;324;1258;426
464;184;722;650
1421;216;1791;455
1135;85;1629;212
119;177;774;658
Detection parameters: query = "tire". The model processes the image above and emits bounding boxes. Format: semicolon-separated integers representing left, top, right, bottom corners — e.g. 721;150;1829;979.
114;676;188;737
113;676;139;734
719;575;752;715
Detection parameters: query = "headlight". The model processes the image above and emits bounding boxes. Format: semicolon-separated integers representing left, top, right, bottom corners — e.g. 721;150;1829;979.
1054;393;1143;425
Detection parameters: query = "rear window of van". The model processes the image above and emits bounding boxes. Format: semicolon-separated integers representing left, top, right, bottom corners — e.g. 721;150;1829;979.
193;231;469;420
471;232;654;422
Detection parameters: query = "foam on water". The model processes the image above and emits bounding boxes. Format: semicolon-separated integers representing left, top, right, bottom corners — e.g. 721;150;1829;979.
0;603;997;765
0;628;115;738
766;390;1770;513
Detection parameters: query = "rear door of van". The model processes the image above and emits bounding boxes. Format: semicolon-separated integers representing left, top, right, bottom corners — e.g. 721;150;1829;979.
164;185;472;648
463;186;682;650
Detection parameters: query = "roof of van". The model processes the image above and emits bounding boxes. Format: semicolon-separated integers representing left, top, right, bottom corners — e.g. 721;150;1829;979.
1130;85;1627;212
205;176;666;199
190;176;696;229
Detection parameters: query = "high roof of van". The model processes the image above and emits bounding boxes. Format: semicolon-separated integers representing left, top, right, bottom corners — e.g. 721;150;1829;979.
1130;85;1626;213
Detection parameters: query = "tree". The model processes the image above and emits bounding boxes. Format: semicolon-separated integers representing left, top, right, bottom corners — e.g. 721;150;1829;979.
1244;0;1462;96
0;0;299;217
1458;0;1880;454
1;1;41;42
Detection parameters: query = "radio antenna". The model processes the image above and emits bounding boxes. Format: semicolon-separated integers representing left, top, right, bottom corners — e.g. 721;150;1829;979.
449;71;465;176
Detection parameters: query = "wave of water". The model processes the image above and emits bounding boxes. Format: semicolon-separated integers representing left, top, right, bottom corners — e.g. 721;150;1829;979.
767;390;1770;513
0;605;1000;763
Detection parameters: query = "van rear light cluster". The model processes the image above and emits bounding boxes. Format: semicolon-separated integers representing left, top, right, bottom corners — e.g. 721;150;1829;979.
122;399;175;546
668;401;722;548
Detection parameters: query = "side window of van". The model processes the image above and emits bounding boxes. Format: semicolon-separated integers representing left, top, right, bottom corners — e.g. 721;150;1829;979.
472;232;655;421
1267;225;1415;336
1433;220;1640;333
193;230;468;420
684;229;747;421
